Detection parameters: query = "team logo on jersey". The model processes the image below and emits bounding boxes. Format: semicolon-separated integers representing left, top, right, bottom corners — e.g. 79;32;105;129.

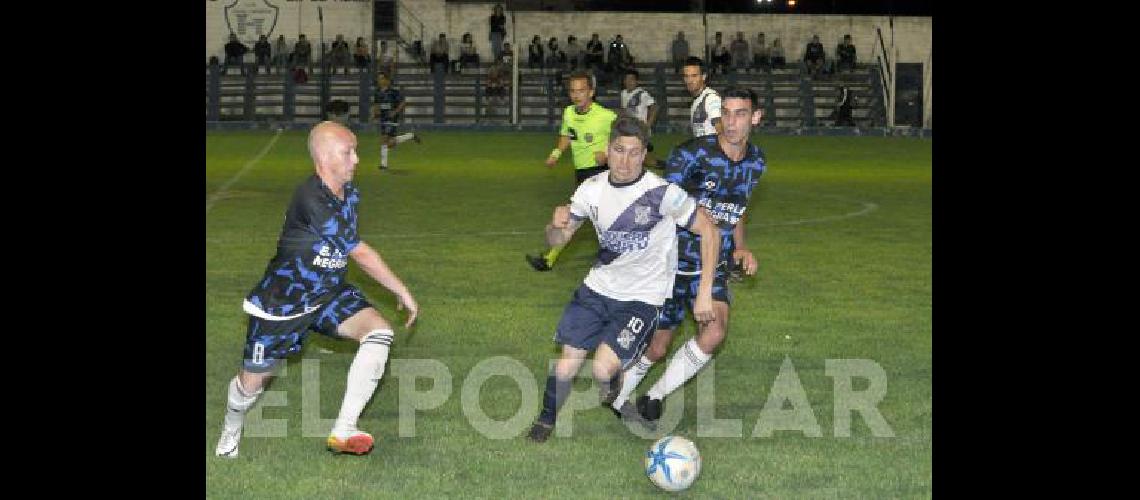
635;205;651;225
224;0;280;40
704;179;718;191
617;328;636;349
584;133;594;143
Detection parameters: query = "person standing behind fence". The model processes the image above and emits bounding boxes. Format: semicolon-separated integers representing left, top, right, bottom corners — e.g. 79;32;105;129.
671;32;689;75
378;40;396;78
489;3;507;62
273;35;290;74
331;34;351;75
354;37;371;73
528;35;544;71
430;33;450;74
224;34;248;75
254;35;271;75
730;31;750;73
752;33;769;73
459;33;480;72
770;38;786;69
586;33;605;74
564;35;582;71
294;34;313;74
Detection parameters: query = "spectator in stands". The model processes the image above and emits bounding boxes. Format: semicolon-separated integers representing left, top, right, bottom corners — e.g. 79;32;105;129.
711;32;730;75
546;37;564;70
223;33;248;75
208;55;221;72
430;33;450;74
354;37;371;73
487;59;509;102
294;34;313;74
730;31;750;73
835;34;857;73
273;35;290;74
501;42;514;66
528;35;544;70
253;35;272;75
585;33;604;74
832;85;855;126
330;34;351;75
671;32;689;74
459;32;479;72
564;35;582;71
607;34;631;77
770;38;786;69
752;33;769;73
803;34;826;78
489;3;507;62
378;40;396;78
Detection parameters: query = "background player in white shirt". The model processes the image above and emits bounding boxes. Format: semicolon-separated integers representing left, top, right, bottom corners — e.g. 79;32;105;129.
681;56;723;138
527;116;721;442
619;69;659;168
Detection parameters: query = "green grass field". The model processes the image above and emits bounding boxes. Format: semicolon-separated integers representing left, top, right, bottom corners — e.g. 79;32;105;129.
206;129;931;498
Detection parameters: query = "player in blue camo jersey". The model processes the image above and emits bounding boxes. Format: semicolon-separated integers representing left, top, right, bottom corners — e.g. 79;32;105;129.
214;121;420;458
372;73;421;170
605;86;767;428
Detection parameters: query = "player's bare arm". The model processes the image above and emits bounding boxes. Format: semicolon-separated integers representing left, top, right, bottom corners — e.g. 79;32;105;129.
545;204;583;246
688;207;721;323
349;241;419;327
545;135;572;167
732;213;758;275
646;103;659;129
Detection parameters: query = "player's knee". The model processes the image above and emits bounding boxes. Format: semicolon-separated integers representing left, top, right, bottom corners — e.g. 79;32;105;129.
697;322;726;350
645;331;673;361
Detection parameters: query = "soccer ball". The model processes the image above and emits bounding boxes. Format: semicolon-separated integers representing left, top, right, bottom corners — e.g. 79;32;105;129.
645;436;702;492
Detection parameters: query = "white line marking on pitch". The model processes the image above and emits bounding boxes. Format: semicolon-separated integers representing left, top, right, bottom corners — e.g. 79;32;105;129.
205;129;283;214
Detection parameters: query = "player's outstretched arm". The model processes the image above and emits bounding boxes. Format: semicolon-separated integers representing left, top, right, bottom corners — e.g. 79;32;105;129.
732;213;758;275
544;204;582;247
688;208;721;324
349;241;419;327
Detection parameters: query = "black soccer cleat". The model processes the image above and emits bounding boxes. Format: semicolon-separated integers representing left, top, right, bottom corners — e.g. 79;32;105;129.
599;377;623;407
526;254;552;272
528;420;554;443
614;401;657;431
636;395;663;422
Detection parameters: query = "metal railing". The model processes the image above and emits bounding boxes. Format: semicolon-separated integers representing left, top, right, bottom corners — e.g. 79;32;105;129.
396;0;425;63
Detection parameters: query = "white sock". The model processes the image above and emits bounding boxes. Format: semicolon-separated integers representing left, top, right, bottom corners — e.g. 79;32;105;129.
611;356;654;410
380;145;389;167
394;133;415;144
647;339;711;401
223;376;263;430
332;330;394;435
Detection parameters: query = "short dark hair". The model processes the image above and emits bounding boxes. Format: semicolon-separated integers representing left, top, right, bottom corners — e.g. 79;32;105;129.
624;69;639;80
609;115;649;148
683;56;705;73
568;70;594;89
720;86;759;110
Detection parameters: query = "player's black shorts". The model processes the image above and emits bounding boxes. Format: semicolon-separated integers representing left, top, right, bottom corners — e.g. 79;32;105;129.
657;271;733;330
554;284;659;370
241;284;372;373
380;124;398;137
575;164;608;185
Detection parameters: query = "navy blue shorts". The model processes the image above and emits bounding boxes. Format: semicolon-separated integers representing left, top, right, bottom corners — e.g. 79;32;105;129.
554;284;659;370
380;124;399;137
657;272;732;330
241;284;372;373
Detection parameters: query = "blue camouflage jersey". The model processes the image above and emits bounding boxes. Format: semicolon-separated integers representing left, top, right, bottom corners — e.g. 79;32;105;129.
373;86;404;124
245;174;361;318
664;135;766;274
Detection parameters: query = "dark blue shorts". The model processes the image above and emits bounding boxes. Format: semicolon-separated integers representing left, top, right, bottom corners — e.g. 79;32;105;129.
380;124;399;137
554;284;659;370
657;272;732;330
241;284;372;373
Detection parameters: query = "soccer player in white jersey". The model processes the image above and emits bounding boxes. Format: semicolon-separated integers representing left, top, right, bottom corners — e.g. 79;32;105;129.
619;69;659;168
681;56;723;138
527;115;722;443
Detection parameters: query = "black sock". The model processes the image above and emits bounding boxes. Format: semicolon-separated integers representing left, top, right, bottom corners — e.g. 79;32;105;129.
538;374;572;425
